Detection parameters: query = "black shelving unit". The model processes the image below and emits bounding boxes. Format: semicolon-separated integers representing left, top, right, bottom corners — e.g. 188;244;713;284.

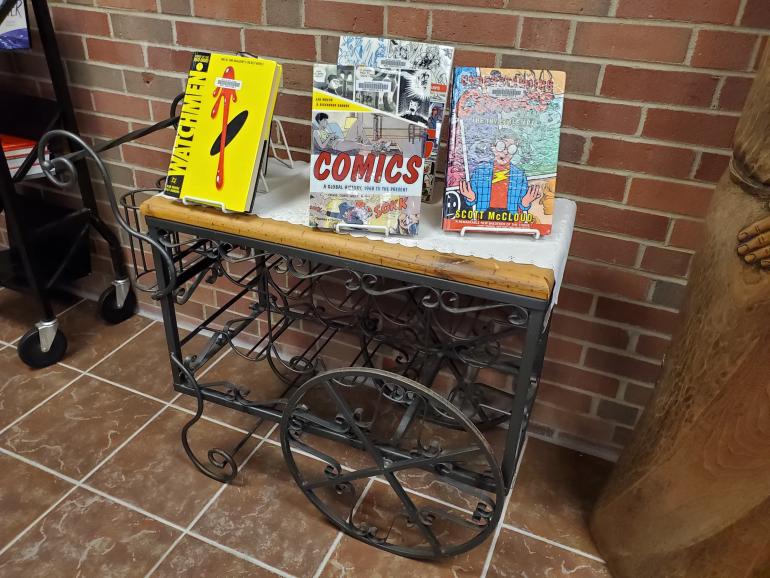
0;0;137;368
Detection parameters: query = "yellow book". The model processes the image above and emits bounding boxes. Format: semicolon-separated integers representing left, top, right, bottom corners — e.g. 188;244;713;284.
164;52;282;213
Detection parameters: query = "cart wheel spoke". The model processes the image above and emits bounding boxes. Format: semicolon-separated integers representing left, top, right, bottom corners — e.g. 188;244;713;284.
279;367;505;559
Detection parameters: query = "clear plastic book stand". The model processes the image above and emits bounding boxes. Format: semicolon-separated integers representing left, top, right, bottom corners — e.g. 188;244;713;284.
459;225;541;239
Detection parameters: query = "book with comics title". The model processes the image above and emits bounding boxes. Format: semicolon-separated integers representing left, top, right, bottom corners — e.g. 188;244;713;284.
443;67;565;236
164;52;281;213
0;1;30;50
310;64;427;236
337;36;454;201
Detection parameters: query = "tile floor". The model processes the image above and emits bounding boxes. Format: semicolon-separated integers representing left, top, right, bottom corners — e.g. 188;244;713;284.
0;292;614;577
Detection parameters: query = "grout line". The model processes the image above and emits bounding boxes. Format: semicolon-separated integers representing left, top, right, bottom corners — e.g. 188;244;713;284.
144;425;280;578
312;477;375;578
501;524;606;564
481;436;528;578
8;297;87;345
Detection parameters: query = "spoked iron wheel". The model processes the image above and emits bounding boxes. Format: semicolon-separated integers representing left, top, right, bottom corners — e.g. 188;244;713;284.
279;367;505;559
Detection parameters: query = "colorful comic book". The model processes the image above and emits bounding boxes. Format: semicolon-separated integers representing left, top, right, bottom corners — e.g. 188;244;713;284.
310;64;427;236
164;52;281;213
443;67;565;236
0;1;30;50
337;36;454;201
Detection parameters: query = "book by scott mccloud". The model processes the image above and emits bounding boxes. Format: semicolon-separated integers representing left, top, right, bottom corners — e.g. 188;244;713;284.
337;36;454;201
310;64;427;236
164;52;281;213
443;67;565;236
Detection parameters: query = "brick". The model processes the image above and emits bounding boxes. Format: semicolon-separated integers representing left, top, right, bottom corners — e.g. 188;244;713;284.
573;22;691;64
616;0;741;25
417;0;505;7
51;7;110;36
551;312;630;348
122;144;171;172
753;37;768;71
507;0;610;15
111;14;173;44
86;38;144;68
694;152;730;182
669;219;706;251
319;35;340;63
57;33;86;61
67;61;125;91
453;49;496;67
556;165;627;202
636;334;671;360
501;54;600;95
195;0;262;23
557;287;594;314
624;383;655;406
266;0;302;26
305;0;384;35
596;399;640;426
564;259;652;300
588;137;695;180
75;112;130;139
92;91;151;120
741;0;770;29
563;100;641;135
274;93;312;118
432;10;517;48
612;426;634;446
96;0;156;10
387;6;429;40
601;66;720;107
519;17;570;53
244;29;316;61
160;0;191;15
276;120;310;149
692;31;759;71
68;86;93;111
124;71;184;100
559;133;586;164
537;382;593;413
569;230;639;266
576;202;670;241
651;280;687;309
627;178;714;218
533;403;615;445
542;361;620;397
595;297;681;334
586;348;661;383
643;109;738;149
641;246;692;277
545;337;584;364
176;22;242;52
147;47;194;72
281;63;313;90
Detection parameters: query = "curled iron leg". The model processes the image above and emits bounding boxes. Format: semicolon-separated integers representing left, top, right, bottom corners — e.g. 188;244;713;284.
171;354;243;483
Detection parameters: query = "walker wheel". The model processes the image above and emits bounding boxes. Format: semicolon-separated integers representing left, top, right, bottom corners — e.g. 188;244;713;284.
18;328;68;369
98;284;137;324
280;367;505;560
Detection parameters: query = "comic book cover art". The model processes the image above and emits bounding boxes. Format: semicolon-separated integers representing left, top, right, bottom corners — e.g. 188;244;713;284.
0;1;30;50
310;65;427;236
443;67;565;236
337;36;454;201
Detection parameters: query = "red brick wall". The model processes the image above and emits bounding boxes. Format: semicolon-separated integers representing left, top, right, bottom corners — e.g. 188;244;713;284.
1;0;767;456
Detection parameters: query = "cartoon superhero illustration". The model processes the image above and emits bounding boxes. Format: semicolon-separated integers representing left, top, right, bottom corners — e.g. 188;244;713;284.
459;137;541;214
324;200;373;225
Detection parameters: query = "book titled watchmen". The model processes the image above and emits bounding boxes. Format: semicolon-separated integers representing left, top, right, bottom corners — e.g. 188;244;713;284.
164;52;281;213
443;67;565;236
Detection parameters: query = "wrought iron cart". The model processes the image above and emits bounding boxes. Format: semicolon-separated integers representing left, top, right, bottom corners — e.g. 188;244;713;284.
37;117;574;560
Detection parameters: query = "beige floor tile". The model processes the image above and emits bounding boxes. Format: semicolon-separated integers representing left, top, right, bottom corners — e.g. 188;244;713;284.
0;348;79;431
57;300;151;370
0;453;73;548
193;443;340;577
505;438;613;556
88;407;258;526
0;488;179;577
153;536;276;577
486;528;610;578
0;375;161;479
